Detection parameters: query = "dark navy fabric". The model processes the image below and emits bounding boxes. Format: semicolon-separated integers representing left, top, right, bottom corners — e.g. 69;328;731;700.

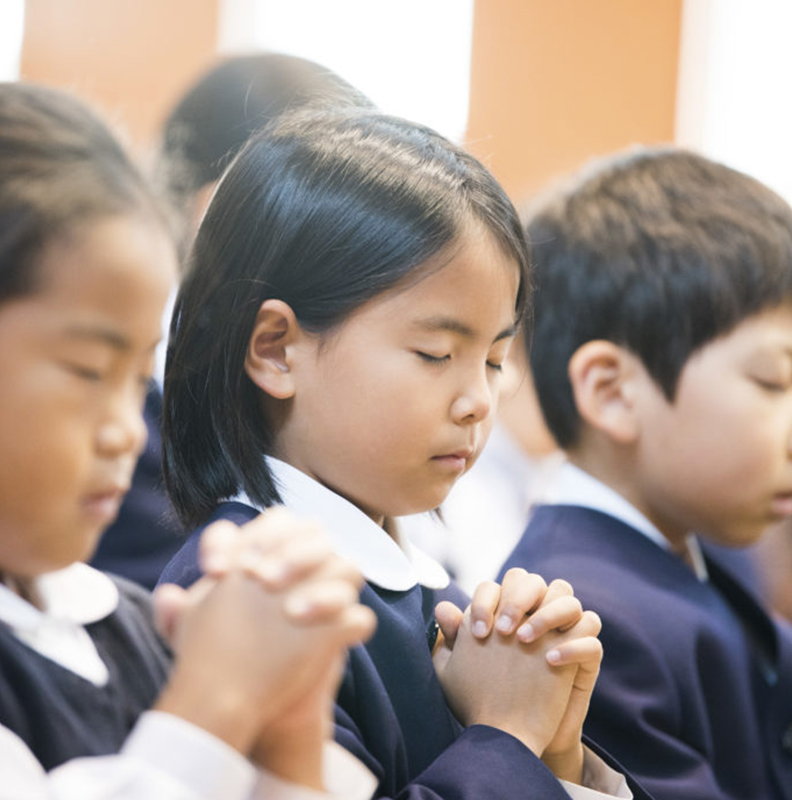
500;504;792;800
160;501;655;800
91;387;184;590
0;575;171;771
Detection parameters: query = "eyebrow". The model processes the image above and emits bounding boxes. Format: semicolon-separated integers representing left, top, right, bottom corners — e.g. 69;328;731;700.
62;324;132;351
414;316;518;343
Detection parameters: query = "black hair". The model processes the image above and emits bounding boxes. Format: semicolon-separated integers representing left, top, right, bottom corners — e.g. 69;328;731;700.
0;81;170;304
164;108;530;527
157;52;372;254
527;146;792;448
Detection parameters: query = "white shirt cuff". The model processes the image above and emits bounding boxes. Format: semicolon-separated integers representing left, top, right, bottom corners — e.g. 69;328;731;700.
123;711;258;800
251;741;377;800
559;745;633;799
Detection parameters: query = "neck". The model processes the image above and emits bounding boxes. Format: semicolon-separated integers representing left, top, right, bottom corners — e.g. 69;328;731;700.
566;450;689;550
0;572;43;609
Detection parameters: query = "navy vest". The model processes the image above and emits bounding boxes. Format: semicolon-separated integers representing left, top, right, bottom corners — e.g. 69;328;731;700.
0;575;172;771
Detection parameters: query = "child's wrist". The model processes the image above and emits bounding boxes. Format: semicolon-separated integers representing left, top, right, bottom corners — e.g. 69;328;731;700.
155;674;264;755
541;742;584;784
252;719;325;790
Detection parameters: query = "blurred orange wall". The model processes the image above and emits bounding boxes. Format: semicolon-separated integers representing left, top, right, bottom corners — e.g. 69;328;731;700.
20;0;220;151
466;0;683;205
19;0;682;199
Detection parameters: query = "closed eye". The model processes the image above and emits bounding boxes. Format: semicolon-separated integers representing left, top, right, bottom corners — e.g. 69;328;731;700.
487;361;504;372
754;378;788;393
416;352;450;365
64;363;104;382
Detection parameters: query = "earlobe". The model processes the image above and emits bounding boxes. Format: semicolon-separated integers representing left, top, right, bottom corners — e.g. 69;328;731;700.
244;299;300;399
568;341;639;444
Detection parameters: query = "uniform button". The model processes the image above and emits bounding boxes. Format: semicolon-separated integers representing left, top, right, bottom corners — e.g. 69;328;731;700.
783;723;792;754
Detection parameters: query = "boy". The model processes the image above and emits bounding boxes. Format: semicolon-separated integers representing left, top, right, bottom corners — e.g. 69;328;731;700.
500;147;792;800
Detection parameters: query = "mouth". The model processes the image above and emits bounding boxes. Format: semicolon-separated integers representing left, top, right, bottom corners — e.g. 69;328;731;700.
82;485;129;523
770;492;792;517
431;449;474;473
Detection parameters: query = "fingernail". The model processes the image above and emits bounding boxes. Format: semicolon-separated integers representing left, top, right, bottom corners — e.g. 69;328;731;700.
247;555;288;584
202;552;228;574
472;620;489;637
495;614;513;633
284;594;313;618
546;649;561;664
517;622;535;642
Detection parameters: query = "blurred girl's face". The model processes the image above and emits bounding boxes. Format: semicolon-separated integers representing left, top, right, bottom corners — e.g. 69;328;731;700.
273;223;520;524
0;215;176;578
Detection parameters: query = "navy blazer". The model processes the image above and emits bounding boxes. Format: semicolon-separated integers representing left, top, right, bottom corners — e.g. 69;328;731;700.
160;502;654;800
500;504;792;800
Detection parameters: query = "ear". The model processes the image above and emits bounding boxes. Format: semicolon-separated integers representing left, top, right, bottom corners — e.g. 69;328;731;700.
244;299;302;399
567;341;639;445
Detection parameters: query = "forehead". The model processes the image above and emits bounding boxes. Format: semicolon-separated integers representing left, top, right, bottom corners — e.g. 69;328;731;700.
680;303;792;380
24;215;176;337
376;226;520;321
715;304;792;351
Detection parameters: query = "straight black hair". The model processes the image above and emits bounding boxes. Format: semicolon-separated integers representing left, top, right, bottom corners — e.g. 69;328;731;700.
527;146;792;448
0;82;170;304
164;108;531;527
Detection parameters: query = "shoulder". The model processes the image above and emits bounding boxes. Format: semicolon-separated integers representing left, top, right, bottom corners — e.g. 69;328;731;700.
157;502;260;589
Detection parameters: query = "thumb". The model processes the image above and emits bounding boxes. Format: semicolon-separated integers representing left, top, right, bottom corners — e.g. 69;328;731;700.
434;600;464;648
152;583;190;644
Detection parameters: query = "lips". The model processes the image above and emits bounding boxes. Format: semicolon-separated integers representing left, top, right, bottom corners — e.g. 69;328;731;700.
770;492;792;517
82;484;130;522
431;449;474;472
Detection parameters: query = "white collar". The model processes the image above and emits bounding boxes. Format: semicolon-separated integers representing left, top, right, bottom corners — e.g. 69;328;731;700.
0;563;119;685
549;463;708;581
232;457;450;591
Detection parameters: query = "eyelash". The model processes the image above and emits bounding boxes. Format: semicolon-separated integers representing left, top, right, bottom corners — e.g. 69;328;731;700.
754;378;787;393
415;352;503;371
67;364;103;382
416;352;450;365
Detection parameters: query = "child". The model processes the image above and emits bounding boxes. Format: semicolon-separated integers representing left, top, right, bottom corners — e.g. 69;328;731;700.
160;108;651;799
91;52;371;591
0;81;376;799
499;147;792;800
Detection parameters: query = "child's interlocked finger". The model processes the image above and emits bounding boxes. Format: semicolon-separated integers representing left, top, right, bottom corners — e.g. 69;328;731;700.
544;610;603;672
283;577;360;623
238;527;336;590
517;594;583;643
546;636;603;671
493;568;550;635
468;580;504;638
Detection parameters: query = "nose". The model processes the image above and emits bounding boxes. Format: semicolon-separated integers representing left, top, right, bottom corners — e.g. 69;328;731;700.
451;366;494;425
96;386;148;459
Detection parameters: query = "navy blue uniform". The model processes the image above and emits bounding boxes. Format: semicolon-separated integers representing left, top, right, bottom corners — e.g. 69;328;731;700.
501;504;792;800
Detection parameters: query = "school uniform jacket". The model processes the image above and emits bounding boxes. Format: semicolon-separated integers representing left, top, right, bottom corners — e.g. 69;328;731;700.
159;458;652;800
500;501;792;800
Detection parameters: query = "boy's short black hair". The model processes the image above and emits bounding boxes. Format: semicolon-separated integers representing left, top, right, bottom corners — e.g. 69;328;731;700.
528;147;792;448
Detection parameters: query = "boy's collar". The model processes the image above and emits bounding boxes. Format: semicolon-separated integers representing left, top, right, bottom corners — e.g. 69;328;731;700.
549;462;709;581
231;457;450;592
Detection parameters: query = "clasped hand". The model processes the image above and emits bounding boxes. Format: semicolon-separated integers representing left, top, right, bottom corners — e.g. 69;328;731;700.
432;568;602;784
